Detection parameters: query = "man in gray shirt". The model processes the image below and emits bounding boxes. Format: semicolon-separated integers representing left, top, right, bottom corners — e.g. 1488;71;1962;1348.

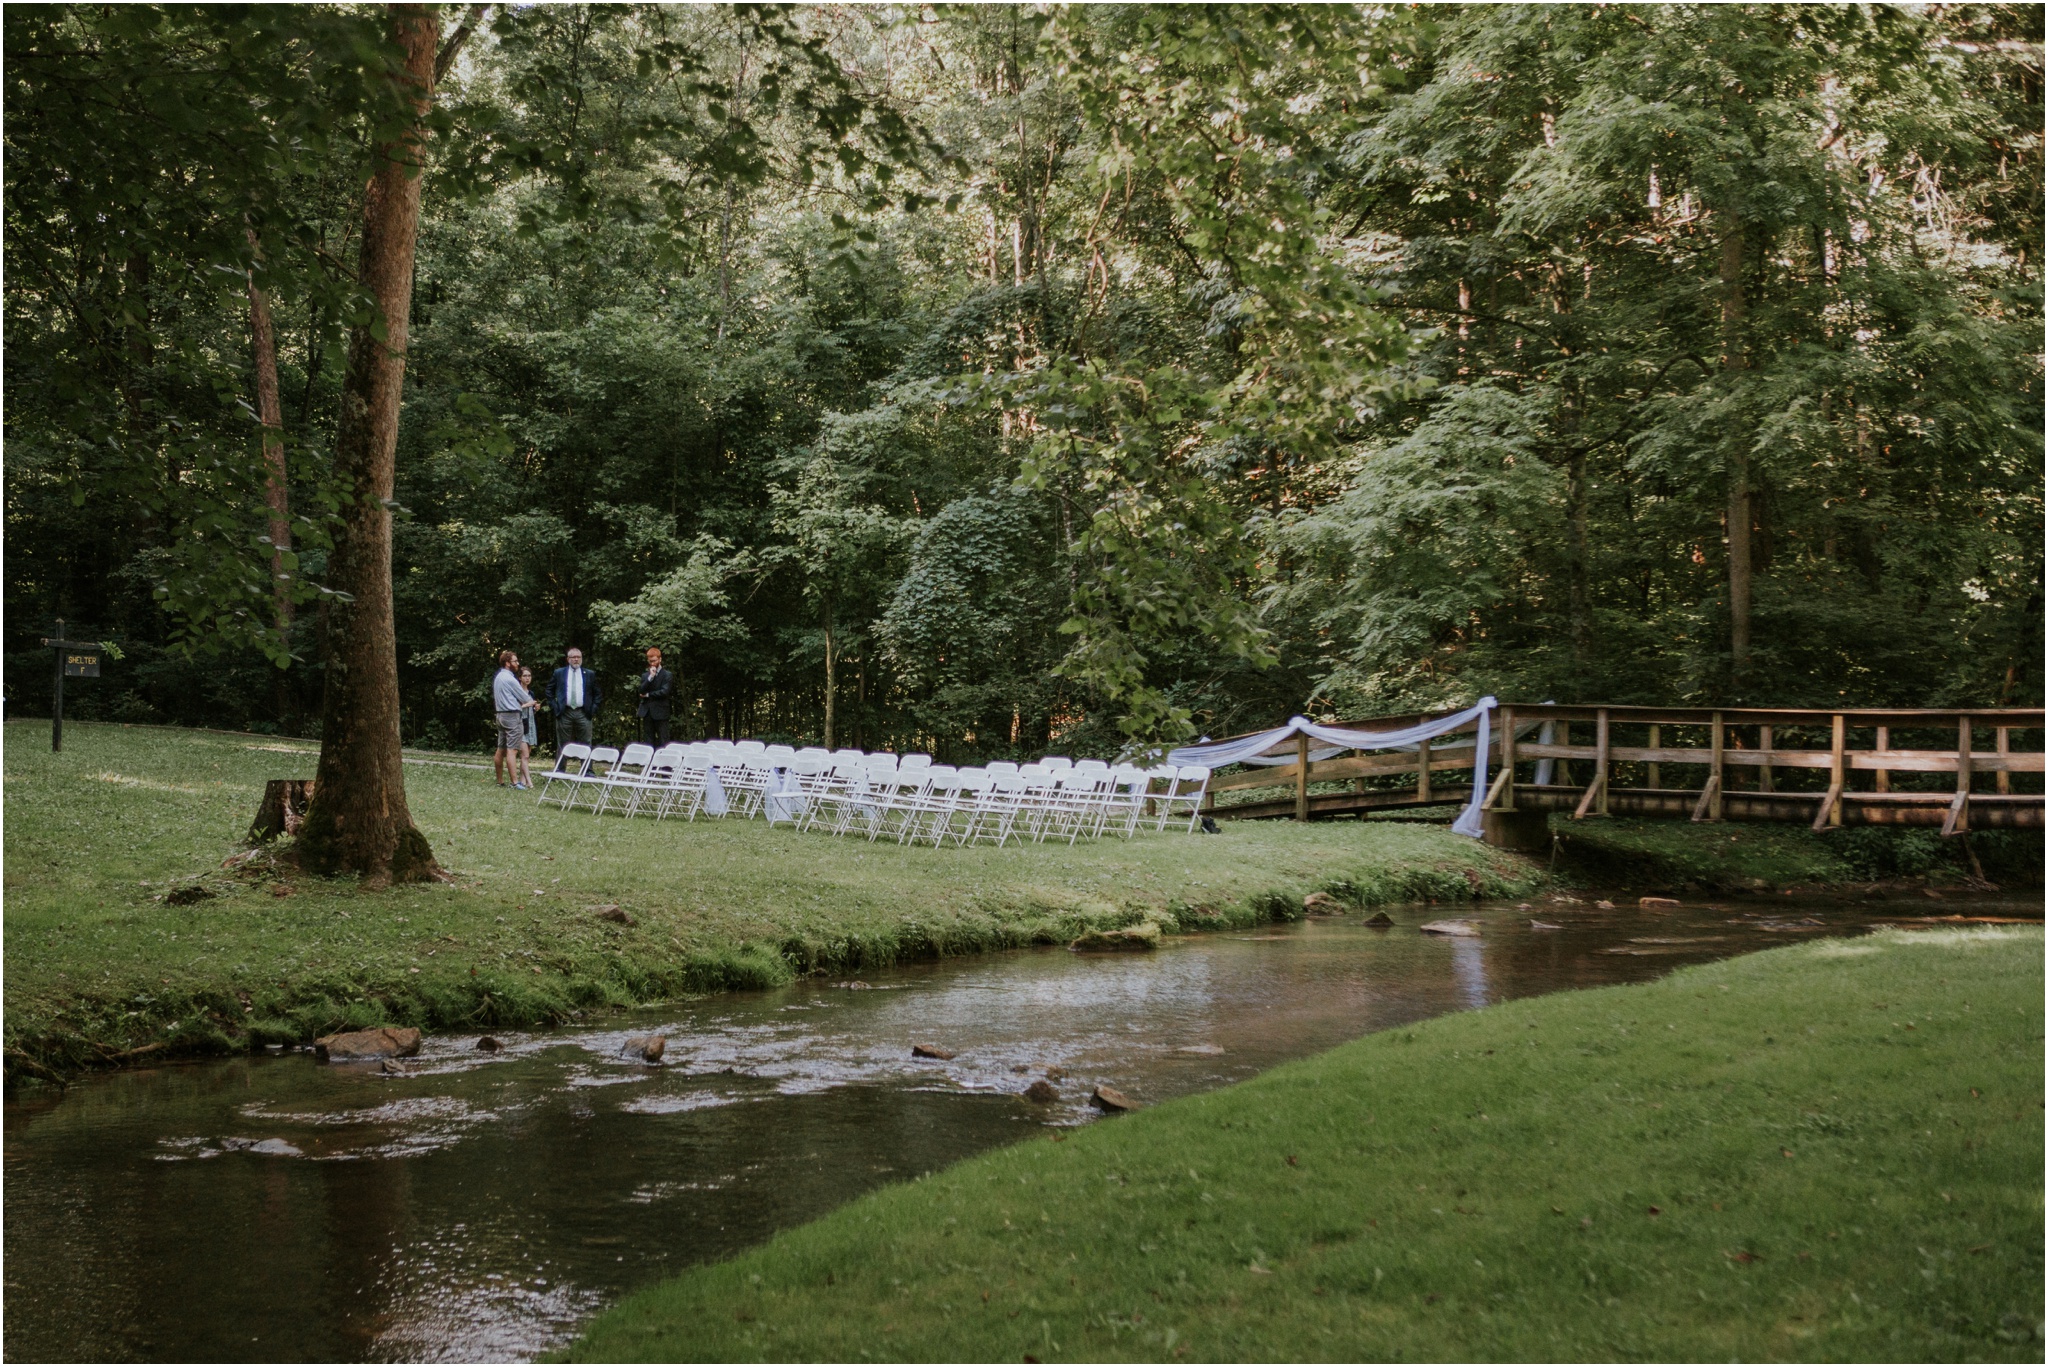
492;650;537;789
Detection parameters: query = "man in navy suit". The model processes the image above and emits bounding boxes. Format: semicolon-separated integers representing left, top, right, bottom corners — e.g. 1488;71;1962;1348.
551;646;603;753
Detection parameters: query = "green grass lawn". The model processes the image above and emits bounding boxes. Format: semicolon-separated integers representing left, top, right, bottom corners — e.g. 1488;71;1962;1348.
570;928;2045;1363
3;721;1545;1079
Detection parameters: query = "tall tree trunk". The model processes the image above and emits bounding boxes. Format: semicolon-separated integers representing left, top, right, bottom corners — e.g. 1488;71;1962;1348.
296;3;443;888
246;230;293;636
821;607;836;751
1565;446;1593;674
1557;374;1592;678
1719;218;1752;677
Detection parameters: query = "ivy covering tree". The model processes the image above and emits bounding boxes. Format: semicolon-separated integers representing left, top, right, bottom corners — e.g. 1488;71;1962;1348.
7;3;2040;811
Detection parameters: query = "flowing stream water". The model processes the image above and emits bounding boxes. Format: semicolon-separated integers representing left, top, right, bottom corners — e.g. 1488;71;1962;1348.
4;893;2014;1362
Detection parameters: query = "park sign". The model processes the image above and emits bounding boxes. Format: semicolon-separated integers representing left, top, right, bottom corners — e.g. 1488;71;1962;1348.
40;619;112;752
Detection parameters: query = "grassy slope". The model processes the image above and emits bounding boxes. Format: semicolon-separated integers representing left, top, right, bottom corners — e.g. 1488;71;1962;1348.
3;722;1543;1078
572;929;2045;1363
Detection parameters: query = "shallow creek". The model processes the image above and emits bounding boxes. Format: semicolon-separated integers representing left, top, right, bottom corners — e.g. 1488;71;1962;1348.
3;893;1999;1362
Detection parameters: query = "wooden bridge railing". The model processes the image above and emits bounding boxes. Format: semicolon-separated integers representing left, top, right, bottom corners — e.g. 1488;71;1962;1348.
1202;704;2044;832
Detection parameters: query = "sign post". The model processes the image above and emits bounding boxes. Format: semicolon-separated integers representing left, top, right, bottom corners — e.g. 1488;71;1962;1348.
40;619;103;753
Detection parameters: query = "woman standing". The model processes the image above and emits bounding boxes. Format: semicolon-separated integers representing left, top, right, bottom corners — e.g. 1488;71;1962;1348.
518;666;541;786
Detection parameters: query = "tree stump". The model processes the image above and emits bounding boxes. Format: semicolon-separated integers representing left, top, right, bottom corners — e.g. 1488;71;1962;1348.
249;779;316;843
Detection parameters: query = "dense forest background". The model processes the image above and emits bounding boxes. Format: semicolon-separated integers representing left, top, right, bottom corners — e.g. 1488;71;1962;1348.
7;3;2042;760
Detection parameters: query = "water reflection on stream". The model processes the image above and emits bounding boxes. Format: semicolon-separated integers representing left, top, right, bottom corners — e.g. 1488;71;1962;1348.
3;895;1993;1362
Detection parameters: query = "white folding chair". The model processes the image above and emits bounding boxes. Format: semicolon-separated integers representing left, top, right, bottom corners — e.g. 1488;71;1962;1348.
962;773;1025;846
656;744;714;821
562;746;621;811
621;745;686;818
1040;755;1074;771
591;744;656;816
1046;769;1114;844
1156;764;1211;833
536;743;591;806
766;754;824;826
800;756;861;834
1097;765;1153;838
869;765;937;843
1013;769;1061;842
824;759;892;838
903;767;968;845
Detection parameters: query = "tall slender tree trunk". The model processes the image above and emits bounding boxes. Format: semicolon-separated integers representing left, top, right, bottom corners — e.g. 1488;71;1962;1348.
1565;446;1593;674
821;607;836;751
246;230;293;637
296;4;443;888
1719;218;1752;677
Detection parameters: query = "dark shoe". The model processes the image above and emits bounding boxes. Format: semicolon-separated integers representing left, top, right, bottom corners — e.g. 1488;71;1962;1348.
1200;816;1221;835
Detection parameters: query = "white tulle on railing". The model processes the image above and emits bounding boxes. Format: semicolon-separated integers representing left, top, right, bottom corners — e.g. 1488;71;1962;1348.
1166;697;1497;838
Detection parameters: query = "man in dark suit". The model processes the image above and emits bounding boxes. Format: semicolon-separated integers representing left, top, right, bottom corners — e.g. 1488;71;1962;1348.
637;646;674;746
550;646;603;753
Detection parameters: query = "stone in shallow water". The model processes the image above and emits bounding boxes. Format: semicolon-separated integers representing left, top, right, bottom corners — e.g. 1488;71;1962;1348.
911;1043;956;1061
1419;920;1481;937
1023;1080;1059;1104
475;1036;503;1052
1302;891;1344;914
1364;911;1395;927
1091;1085;1139;1112
313;1027;420;1062
623;1034;666;1063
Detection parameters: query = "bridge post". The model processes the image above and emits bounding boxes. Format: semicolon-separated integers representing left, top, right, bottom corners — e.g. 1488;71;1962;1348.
1830;713;1848;827
1875;725;1891;792
1647;723;1661;789
1497;705;1517;810
1758;725;1774;792
1997;727;2011;795
1416;735;1431;804
1946;714;1972;836
1709;712;1725;821
1595;708;1611;816
1483;806;1550;852
1294;733;1309;822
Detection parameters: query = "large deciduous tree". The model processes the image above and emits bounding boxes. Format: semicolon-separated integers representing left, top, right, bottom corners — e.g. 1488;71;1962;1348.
294;4;447;884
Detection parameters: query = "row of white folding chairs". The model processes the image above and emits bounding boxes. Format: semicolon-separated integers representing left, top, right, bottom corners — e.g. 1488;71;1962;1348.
538;739;883;821
537;738;1086;817
538;741;783;819
786;756;1210;846
535;740;1211;841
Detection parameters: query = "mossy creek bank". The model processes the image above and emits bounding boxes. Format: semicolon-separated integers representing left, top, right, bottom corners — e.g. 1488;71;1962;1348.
6;722;1551;1084
9;723;2031;1086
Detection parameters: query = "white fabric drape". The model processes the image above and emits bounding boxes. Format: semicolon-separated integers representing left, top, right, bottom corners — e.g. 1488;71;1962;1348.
1166;697;1497;839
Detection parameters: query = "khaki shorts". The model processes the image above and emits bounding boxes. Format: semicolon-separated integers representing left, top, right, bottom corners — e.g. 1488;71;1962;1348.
496;710;526;750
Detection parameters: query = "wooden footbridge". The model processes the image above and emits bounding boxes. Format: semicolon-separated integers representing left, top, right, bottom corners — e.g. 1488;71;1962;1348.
1203;704;2044;846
